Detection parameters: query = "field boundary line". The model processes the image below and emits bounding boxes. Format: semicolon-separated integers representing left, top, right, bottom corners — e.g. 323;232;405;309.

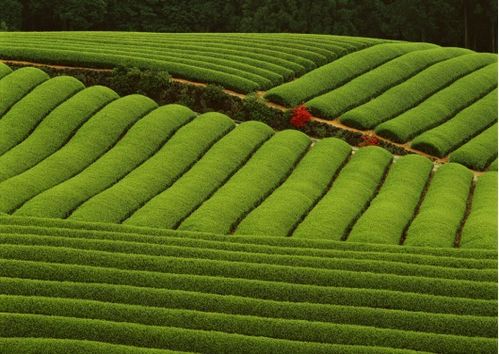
0;60;489;175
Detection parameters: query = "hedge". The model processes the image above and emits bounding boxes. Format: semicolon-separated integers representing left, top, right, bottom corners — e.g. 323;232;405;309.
0;75;84;155
487;158;497;170
307;47;470;119
1;313;434;354
0;338;187;354
179;130;311;234
15;104;196;218
448;123;498;170
375;63;497;143
0;259;495;316
0;61;12;78
0;32;377;72
293;146;393;240
3;244;494;299
340;53;497;130
0;95;157;213
125;121;274;228
235;138;351;236
3;40;279;88
0;31;373;92
265;42;436;106
460;172;498;249
2;277;495;337
0;233;495;282
348;154;433;244
0;66;49;117
0;295;496;353
0;86;118;182
69;112;234;223
1;214;496;260
1;223;495;270
411;88;497;157
0;47;262;93
404;163;473;248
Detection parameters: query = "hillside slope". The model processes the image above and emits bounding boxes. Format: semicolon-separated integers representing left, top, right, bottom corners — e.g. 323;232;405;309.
0;64;496;249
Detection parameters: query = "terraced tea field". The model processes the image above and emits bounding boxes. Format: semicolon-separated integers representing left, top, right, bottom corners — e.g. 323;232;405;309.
0;32;497;353
0;214;496;353
0;63;496;249
0;32;496;170
0;32;383;92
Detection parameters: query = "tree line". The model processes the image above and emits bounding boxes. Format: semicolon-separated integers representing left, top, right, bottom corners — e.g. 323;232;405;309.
2;0;497;52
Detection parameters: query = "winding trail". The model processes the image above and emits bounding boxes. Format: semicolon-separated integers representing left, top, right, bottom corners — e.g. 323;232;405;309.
1;59;482;172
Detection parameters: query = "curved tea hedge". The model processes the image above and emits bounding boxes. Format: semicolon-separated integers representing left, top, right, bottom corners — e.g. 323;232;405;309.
265;42;436;106
460;172;498;249
411;89;497;157
0;32;384;92
0;85;119;182
404;163;473;248
0;64;496;251
305;47;471;118
449;123;498;170
265;43;496;169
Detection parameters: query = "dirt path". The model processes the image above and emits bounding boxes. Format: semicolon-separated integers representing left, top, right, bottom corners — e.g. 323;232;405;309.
1;59;480;171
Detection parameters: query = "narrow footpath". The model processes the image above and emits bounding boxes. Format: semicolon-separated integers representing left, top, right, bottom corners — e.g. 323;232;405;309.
3;59;483;174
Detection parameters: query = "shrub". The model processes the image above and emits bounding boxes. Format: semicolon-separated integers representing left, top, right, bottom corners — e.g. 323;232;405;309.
448;123;498;171
348;154;433;244
179;130;311;234
460;172;498;249
236;138;351;236
69;113;235;223
290;105;312;128
110;65;171;100
404;163;473;248
15;105;196;219
293;146;393;240
125;121;274;228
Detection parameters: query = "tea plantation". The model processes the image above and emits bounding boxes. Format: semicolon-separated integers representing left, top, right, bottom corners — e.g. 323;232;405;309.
0;30;497;354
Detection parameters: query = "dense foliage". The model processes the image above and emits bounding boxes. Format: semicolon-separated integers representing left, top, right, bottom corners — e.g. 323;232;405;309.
1;0;497;52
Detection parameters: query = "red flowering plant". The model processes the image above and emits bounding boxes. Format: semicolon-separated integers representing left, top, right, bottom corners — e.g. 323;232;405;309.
290;105;312;128
360;134;380;146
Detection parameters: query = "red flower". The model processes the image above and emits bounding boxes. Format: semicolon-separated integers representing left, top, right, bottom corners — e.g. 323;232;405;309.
290;105;312;128
361;135;380;146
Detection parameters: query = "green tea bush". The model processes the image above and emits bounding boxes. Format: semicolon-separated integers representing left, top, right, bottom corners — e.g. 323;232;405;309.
449;124;498;170
0;95;157;213
0;86;118;182
179;130;311;234
0;67;49;117
307;47;470;119
126;121;274;228
375;63;497;143
15;105;196;218
265;42;436;106
411;88;497;157
0;279;495;337
1;296;496;353
0;256;495;314
69;113;235;223
0;61;12;78
293;146;393;240
341;53;497;130
236;138;351;236
348;154;433;244
0;75;84;155
460;172;498;249
404;163;473;248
